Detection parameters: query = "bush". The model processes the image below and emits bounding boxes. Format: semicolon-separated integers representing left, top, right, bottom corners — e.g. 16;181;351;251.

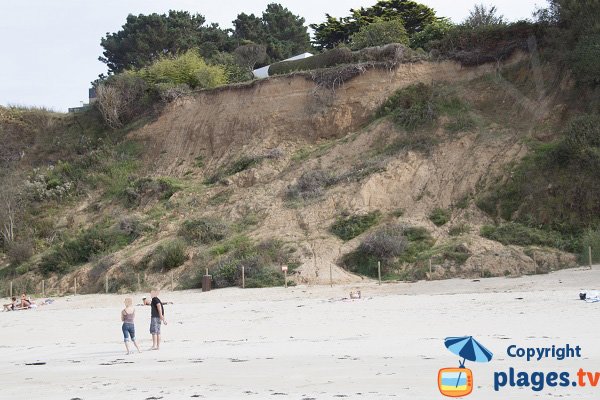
121;177;180;207
480;223;573;250
286;170;336;201
330;211;382;241
7;241;33;266
449;223;471;236
178;218;228;244
211;238;296;288
350;19;409;50
147;240;188;271
40;224;136;276
342;224;434;278
429;208;451;226
571;33;600;85
580;229;600;264
377;83;437;130
137;49;227;89
96;73;150;129
410;19;454;50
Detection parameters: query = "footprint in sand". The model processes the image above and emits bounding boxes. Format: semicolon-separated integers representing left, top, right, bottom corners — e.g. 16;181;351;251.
229;358;248;363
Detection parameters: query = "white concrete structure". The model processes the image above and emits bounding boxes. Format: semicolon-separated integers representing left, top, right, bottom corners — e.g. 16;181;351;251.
253;52;313;79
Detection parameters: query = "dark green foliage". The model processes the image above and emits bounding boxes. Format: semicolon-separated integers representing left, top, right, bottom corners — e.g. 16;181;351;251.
342;224;435;278
429;208;451;226
122;177;180;207
478;114;600;235
39;224;137;276
449;223;471;237
330;211;382;241
178;218;228;244
580;229;600;264
145;240;188;271
211;238;296;288
350;19;409;50
480;223;575;251
233;4;310;64
99;11;233;73
311;0;438;50
410;18;454;50
429;21;539;66
377;83;437;131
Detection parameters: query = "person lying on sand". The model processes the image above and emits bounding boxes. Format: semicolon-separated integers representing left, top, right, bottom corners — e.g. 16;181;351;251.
121;297;141;355
3;297;17;311
141;297;173;306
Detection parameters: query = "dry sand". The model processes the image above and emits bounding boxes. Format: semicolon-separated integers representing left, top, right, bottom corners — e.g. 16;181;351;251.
2;267;599;399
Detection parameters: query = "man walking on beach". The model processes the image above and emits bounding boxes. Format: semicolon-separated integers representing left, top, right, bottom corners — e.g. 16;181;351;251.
149;289;167;350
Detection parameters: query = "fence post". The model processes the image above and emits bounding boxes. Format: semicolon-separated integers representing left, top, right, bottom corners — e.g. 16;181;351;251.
10;281;13;298
105;275;108;294
329;264;333;288
42;280;45;297
171;272;174;291
378;261;382;285
74;278;77;296
429;259;432;280
242;266;245;289
284;269;288;289
137;273;141;292
589;246;593;269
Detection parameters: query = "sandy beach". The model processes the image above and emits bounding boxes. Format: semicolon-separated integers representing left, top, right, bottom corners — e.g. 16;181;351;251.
2;267;599;400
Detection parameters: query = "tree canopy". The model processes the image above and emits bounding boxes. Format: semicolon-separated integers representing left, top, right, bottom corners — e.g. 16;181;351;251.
233;3;310;63
311;0;438;50
99;11;233;74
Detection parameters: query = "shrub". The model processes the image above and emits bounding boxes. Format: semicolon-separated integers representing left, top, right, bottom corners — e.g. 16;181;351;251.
147;240;188;271
121;177;180;207
137;49;227;89
350;19;409;50
286;170;336;201
342;224;434;278
445;113;477;133
377;83;437;131
7;241;33;266
580;229;600;264
410;19;454;50
480;223;572;250
449;223;471;236
211;238;296;288
571;33;600;85
40;224;136;276
330;211;382;241
429;208;451;226
96;72;150;129
178;218;228;244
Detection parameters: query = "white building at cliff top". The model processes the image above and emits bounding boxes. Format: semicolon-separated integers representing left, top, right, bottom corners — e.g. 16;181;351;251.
253;52;313;79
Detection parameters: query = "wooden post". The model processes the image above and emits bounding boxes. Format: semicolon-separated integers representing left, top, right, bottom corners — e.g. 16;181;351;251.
171;272;174;291
42;280;45;297
105;275;108;294
205;268;209;276
329;264;333;287
377;261;382;285
10;281;13;298
589;246;593;269
284;269;288;289
429;259;432;280
74;278;77;295
137;273;141;292
242;266;245;289
533;253;537;275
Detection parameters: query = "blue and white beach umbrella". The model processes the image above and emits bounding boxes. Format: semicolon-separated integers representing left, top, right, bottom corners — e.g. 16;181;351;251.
444;336;493;366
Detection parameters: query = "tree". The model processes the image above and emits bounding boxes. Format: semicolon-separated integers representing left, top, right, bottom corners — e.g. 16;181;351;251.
233;4;310;63
0;172;25;248
311;0;438;50
350;19;409;50
234;44;267;71
462;4;505;28
99;11;233;74
410;18;454;50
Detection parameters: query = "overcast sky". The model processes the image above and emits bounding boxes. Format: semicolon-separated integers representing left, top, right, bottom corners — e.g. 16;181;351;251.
0;0;547;112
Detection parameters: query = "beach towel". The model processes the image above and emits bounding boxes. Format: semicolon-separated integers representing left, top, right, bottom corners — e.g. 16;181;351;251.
581;291;600;303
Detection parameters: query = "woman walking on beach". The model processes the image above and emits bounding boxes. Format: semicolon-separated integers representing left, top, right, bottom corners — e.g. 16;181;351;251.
121;298;141;355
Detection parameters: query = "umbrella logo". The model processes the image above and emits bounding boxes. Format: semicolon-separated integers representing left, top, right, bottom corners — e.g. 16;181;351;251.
438;336;493;397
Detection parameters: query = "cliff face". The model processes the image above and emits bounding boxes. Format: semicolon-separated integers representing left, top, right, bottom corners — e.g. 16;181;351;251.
132;56;514;176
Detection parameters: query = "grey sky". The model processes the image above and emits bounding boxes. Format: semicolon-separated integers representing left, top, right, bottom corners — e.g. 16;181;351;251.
0;0;546;112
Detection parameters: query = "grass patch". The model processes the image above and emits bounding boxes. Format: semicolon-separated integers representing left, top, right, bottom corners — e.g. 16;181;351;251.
330;211;382;241
449;223;471;237
208;189;233;206
480;223;576;251
39;222;139;276
178;218;228;245
429;208;451;226
140;239;188;272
